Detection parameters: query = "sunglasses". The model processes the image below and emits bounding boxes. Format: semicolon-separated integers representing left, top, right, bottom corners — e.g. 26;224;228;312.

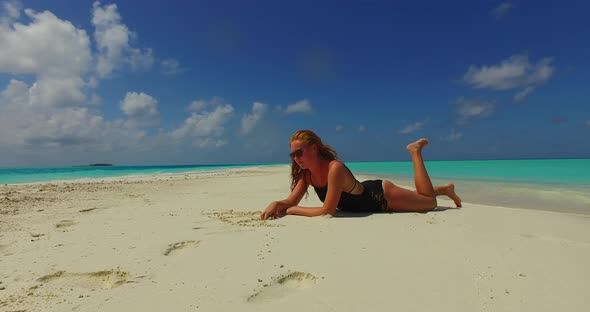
289;147;306;159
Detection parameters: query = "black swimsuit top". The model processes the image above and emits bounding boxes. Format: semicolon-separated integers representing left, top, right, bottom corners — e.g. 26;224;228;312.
311;165;367;211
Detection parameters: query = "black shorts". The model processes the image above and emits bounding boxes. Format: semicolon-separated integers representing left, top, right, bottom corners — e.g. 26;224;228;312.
337;180;389;213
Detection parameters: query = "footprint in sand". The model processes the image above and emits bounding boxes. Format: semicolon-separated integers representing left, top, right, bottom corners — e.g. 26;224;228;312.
164;240;200;256
37;270;129;289
247;271;319;303
78;208;97;213
55;220;77;230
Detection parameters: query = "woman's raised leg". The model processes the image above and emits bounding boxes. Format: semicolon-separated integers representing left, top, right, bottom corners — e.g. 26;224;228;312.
382;138;462;212
406;138;435;197
381;138;436;212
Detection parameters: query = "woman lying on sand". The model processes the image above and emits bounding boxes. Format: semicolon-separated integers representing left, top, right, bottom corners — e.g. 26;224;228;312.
261;129;462;219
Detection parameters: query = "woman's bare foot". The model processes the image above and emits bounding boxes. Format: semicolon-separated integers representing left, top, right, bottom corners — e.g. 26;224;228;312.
406;138;429;154
436;182;462;207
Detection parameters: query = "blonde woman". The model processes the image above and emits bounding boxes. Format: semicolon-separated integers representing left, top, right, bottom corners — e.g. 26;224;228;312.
261;129;462;219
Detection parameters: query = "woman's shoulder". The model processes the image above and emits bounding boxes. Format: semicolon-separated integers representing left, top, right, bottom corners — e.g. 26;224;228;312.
327;160;355;180
327;160;347;173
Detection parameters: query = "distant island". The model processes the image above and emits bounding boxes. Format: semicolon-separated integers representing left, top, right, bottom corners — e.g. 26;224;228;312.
73;163;114;167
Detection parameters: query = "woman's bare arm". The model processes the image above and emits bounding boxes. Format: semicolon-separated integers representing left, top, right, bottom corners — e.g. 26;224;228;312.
261;175;309;219
286;161;346;217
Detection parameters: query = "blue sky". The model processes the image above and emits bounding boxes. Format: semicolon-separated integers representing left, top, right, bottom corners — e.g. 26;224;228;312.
0;0;588;167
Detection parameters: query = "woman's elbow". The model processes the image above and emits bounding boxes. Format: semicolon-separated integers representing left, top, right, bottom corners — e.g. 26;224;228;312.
323;207;337;216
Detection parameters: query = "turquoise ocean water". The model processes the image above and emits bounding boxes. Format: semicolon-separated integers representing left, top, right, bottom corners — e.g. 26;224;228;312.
348;158;590;214
1;159;588;213
2;159;588;186
0;164;267;184
346;158;590;187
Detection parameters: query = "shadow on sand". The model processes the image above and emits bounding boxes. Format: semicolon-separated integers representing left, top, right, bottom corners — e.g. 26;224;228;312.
333;206;460;218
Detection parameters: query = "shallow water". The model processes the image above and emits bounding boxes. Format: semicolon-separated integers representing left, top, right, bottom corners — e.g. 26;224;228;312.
345;159;590;214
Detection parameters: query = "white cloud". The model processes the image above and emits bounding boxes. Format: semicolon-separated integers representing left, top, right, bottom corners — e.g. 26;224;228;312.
0;5;94;108
87;76;99;88
184;98;235;145
0;2;237;166
1;0;21;26
91;93;102;105
160;58;183;75
190;137;228;148
0;7;92;76
171;104;234;140
443;129;463;142
464;54;554;90
29;76;87;107
514;86;534;102
120;92;158;117
0;79;145;151
335;125;343;132
456;97;495;123
492;2;514;19
188;96;225;112
1;78;29;106
127;45;153;71
0;80;33;146
215;139;228;147
358;125;365;132
285;99;312;114
92;1;154;77
398;120;426;134
463;54;554;100
22;107;105;146
241;102;267;134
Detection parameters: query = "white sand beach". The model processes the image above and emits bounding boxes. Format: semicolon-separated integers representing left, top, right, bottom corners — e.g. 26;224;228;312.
1;166;589;311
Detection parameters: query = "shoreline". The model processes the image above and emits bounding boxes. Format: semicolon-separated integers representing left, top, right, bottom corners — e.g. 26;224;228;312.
0;165;284;186
408;180;587;216
2;164;588;215
356;172;590;216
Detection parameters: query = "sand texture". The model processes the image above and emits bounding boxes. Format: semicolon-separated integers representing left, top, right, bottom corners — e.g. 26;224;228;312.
1;166;589;311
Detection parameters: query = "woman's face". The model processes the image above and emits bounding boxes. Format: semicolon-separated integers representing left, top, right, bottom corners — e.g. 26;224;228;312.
290;139;313;168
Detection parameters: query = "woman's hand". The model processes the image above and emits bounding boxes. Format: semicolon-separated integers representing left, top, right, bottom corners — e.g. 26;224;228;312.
261;201;283;220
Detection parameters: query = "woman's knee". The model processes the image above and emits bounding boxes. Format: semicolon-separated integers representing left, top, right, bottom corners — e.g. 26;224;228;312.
412;195;437;212
417;190;437;209
428;196;438;210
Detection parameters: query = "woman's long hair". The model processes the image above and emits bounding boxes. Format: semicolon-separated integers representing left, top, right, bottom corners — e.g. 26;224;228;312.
289;130;338;194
